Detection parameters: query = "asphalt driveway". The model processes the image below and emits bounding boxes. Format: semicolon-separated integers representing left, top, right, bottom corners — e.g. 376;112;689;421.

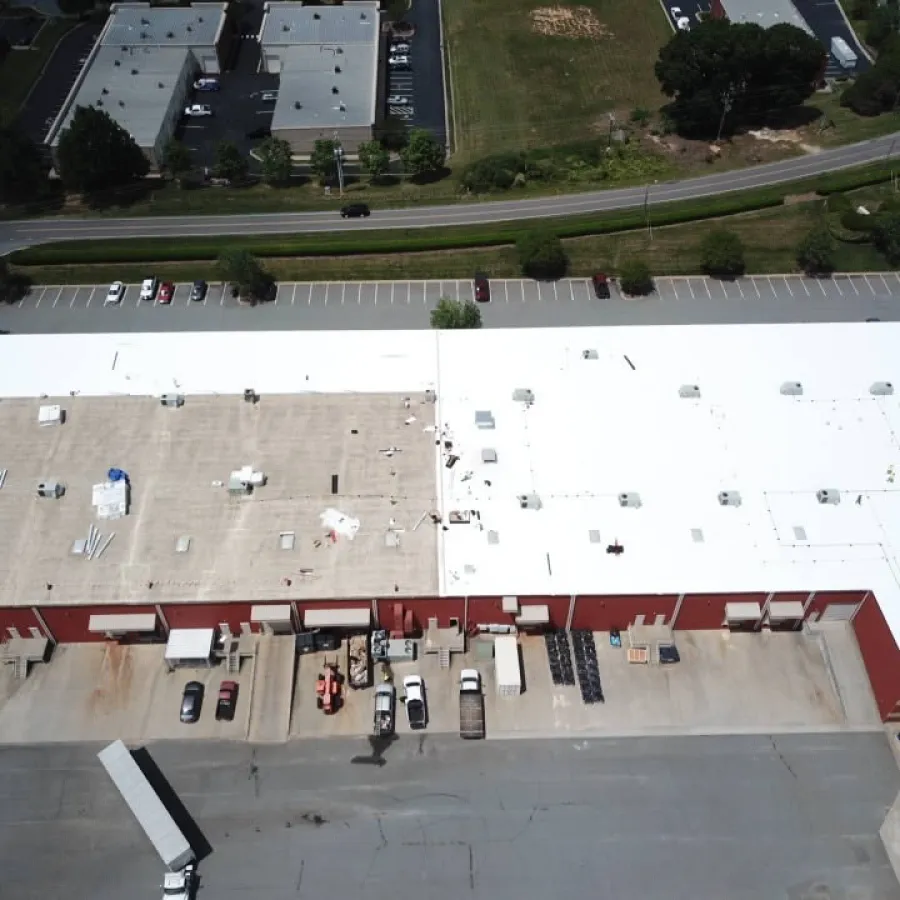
405;0;446;144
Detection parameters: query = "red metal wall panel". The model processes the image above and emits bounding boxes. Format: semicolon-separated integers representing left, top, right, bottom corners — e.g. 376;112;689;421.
162;602;254;632
674;593;766;629
852;593;900;722
805;590;867;620
40;604;158;643
466;596;569;630
571;595;678;631
375;597;462;635
0;607;42;640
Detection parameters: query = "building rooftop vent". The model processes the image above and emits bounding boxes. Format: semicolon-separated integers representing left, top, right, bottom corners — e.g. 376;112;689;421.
481;448;497;464
475;410;495;429
718;490;742;507
518;493;542;510
512;388;535;403
588;529;602;544
870;381;894;396
582;349;598;360
618;492;641;508
679;384;701;399
175;535;191;553
313;11;320;18
38;404;64;426
780;381;803;396
816;488;840;505
691;528;704;543
332;85;339;94
487;530;500;545
160;393;184;408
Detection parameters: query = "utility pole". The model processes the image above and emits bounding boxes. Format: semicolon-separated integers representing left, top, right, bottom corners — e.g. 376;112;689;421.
644;179;658;241
607;113;616;149
333;135;345;197
716;89;734;144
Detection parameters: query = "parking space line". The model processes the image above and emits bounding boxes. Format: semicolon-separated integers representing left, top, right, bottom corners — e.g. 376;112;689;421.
304;283;312;305
687;280;696;299
502;280;509;303
749;278;760;298
702;279;711;299
833;279;843;296
70;288;80;309
735;281;745;299
391;282;395;305
799;278;810;296
848;277;859;295
880;274;891;293
34;286;47;308
455;280;462;302
864;274;875;294
52;287;63;308
217;284;225;306
292;283;297;305
86;287;96;308
553;282;559;302
813;278;826;296
766;276;776;296
893;272;900;289
669;279;679;300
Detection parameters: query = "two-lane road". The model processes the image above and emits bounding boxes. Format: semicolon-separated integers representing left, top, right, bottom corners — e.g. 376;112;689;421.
1;133;897;253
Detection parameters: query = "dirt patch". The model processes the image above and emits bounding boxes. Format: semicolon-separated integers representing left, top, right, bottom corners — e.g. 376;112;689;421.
530;6;612;38
748;127;821;155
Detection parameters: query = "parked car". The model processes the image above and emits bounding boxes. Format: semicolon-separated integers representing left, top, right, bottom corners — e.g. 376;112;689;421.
105;281;125;305
474;273;490;302
340;203;370;218
670;6;690;28
190;280;208;302
390;42;410;53
387;95;410;105
215;680;239;721
193;77;220;91
403;675;427;729
261;91;278;102
180;681;204;723
246;125;271;140
184;104;213;117
139;276;158;301
592;272;611;299
158;281;175;305
388;55;410;67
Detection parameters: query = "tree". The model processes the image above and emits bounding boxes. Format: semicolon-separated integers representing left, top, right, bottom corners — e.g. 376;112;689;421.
866;4;899;50
618;259;654;296
0;258;30;305
796;224;836;275
700;228;746;278
218;248;274;303
516;230;568;279
57;0;95;13
872;210;900;266
310;139;339;182
161;139;192;182
841;38;900;116
0;126;46;204
400;128;446;179
258;136;293;185
214;140;248;181
358;140;390;181
430;297;482;329
655;20;823;137
56;105;149;193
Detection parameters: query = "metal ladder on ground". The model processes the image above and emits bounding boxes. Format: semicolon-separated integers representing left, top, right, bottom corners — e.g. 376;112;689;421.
12;657;25;679
438;647;450;669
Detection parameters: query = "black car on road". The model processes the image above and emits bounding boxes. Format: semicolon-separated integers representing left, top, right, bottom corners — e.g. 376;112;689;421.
340;203;370;218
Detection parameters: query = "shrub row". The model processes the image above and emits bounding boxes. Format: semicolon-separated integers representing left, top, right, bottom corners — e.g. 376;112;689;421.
11;162;895;267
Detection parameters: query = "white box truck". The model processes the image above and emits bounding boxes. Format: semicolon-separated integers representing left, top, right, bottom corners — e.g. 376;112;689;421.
494;636;522;696
831;36;857;70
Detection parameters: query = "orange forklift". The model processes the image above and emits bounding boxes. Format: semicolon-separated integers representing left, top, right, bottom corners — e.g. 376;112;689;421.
315;658;342;714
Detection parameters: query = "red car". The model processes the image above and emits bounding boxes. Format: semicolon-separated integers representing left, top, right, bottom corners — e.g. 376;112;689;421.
592;273;610;299
215;680;239;721
158;282;175;305
474;273;490;302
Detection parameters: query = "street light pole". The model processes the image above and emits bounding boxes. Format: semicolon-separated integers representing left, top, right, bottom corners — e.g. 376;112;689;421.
644;179;658;240
333;137;345;197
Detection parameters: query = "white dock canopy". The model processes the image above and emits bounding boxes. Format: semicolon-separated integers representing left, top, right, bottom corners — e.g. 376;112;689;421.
251;604;292;625
725;601;762;622
768;600;805;620
304;607;371;629
89;613;157;634
515;604;549;625
164;628;214;666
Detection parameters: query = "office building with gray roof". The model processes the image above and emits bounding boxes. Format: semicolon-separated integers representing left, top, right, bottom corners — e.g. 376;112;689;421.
46;2;229;167
259;1;382;154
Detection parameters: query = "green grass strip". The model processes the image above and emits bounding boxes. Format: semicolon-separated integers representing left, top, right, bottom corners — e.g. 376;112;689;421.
12;161;894;267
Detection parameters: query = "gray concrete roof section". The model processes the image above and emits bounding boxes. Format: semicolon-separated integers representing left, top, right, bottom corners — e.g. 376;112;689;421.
0;393;438;608
102;1;226;49
49;44;190;150
261;2;380;131
4;132;898;252
720;0;813;33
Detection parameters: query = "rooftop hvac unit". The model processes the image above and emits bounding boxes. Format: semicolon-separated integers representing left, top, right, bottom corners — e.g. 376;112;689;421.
481;448;498;464
517;493;542;510
780;381;803;396
718;490;742;507
474;410;495;429
870;381;894;396
160;393;184;408
678;384;701;399
38;404;64;426
512;388;534;403
37;480;65;499
582;349;598;360
817;489;840;505
618;492;641;508
243;388;259;404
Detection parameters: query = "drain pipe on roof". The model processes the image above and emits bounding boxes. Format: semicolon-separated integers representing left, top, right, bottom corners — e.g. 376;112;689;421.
31;607;56;646
671;593;685;629
565;595;575;632
155;604;170;639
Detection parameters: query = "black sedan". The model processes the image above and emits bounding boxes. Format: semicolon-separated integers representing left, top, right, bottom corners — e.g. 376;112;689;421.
180;681;204;723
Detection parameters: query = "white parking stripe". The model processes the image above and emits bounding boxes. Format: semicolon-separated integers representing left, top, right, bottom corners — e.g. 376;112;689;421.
70;288;79;308
553;281;559;302
736;281;745;299
391;282;395;305
670;279;679;300
849;278;859;295
292;283;297;305
864;274;875;294
86;287;96;308
880;274;891;293
833;279;843;296
52;287;63;308
749;278;760;298
687;280;696;299
799;278;810;296
702;279;711;299
813;279;826;296
782;277;794;297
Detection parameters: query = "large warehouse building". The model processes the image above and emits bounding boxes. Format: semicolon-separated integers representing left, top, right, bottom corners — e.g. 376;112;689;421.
259;1;382;153
1;325;900;720
45;2;230;165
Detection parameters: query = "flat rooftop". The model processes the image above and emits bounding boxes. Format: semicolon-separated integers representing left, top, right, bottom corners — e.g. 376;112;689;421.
50;44;190;150
0;393;437;607
2;325;900;646
260;2;379;130
719;0;813;33
102;2;226;49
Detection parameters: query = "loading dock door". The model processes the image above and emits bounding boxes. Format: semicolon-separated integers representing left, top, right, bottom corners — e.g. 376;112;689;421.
724;601;762;631
304;607;371;629
251;604;294;635
819;602;859;622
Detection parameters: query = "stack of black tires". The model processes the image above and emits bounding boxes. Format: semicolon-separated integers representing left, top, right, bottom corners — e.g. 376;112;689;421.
544;630;575;686
571;629;604;704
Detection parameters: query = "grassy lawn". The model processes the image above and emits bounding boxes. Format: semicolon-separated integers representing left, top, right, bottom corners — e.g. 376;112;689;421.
16;195;891;285
0;18;75;126
804;91;900;147
442;0;670;159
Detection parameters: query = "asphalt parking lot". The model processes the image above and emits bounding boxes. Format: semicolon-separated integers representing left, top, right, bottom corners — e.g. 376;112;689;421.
14;20;104;144
792;0;871;71
0;13;44;46
2;734;899;900
2;272;899;335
